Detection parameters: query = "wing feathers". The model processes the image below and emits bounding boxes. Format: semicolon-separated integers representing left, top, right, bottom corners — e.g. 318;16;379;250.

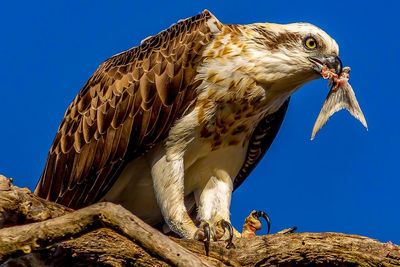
233;99;290;190
35;10;220;208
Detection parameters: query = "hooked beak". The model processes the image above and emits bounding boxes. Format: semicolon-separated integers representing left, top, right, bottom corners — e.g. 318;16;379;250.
309;56;343;76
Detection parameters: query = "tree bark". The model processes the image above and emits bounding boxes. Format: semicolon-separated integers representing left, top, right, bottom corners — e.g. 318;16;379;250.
1;174;399;266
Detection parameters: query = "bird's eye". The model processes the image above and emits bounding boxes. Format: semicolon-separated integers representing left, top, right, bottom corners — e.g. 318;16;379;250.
304;37;318;50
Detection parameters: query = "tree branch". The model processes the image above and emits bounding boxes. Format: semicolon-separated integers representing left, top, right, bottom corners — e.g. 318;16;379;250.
1;175;399;266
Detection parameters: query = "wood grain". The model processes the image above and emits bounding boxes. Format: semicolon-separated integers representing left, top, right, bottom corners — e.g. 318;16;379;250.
1;175;399;266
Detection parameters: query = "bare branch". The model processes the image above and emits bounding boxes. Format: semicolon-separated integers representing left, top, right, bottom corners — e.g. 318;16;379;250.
1;175;399;266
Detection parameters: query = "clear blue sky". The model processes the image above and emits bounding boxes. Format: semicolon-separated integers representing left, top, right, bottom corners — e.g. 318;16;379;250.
1;1;399;243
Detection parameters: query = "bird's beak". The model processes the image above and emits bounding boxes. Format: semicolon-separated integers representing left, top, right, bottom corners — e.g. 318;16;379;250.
309;56;342;76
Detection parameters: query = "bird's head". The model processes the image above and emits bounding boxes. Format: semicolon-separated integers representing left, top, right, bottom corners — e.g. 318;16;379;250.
237;22;341;93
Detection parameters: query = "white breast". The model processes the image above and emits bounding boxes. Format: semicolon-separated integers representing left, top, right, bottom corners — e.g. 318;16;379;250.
101;119;249;226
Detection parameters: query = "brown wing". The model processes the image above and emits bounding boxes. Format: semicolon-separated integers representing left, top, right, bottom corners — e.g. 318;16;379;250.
35;10;222;209
233;98;290;190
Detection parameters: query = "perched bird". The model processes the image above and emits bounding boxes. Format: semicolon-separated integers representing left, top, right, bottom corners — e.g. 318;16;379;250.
35;10;342;242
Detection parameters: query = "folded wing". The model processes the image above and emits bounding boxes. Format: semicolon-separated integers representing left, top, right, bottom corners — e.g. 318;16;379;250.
35;10;221;209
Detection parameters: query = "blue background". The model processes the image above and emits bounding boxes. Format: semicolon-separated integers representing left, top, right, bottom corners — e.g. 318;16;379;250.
1;1;399;243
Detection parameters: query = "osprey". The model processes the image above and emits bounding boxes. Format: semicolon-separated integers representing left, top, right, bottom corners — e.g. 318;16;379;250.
35;10;343;241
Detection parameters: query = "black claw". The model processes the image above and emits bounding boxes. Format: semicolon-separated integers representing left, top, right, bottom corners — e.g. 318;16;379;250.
220;220;234;249
252;211;271;234
204;222;211;243
204;222;211;256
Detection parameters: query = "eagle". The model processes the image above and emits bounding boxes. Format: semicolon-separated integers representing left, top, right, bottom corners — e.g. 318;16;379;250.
35;10;342;242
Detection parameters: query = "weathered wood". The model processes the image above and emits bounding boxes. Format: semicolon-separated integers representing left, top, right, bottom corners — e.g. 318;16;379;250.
175;233;400;266
0;195;211;266
1;175;399;266
0;175;72;228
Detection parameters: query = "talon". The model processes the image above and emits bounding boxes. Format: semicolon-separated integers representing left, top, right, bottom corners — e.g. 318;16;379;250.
220;220;234;249
204;222;210;256
252;210;271;234
242;210;267;237
204;222;211;243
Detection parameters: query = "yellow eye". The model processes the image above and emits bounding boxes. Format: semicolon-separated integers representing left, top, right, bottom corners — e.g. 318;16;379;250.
304;37;318;50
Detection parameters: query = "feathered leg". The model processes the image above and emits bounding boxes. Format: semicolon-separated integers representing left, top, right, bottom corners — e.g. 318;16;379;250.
151;154;197;238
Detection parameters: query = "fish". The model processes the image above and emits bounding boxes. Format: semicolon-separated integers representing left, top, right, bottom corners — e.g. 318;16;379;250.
311;66;368;140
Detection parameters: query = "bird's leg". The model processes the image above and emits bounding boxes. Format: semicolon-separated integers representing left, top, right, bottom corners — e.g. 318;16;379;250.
194;170;240;247
217;219;234;248
194;221;211;255
151;155;197;238
241;210;296;237
241;210;271;237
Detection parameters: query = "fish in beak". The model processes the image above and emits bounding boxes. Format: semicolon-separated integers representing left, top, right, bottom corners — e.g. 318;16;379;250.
309;57;368;140
310;56;343;77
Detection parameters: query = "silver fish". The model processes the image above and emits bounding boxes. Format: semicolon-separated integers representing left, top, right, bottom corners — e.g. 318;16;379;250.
311;67;368;140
